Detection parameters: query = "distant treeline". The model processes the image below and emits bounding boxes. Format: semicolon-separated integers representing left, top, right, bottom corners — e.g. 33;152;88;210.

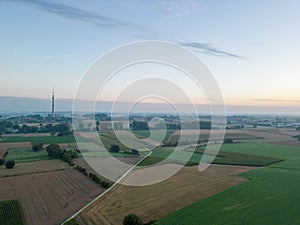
0;121;72;136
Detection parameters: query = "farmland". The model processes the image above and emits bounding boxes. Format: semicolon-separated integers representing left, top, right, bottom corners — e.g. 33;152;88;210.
75;127;300;225
0;126;299;225
79;164;255;225
0;159;71;178
155;132;300;224
4;148;51;163
0;134;105;225
0;170;104;225
132;130;175;143
0;200;24;225
156;167;300;225
0;135;76;144
0;142;32;157
138;145;282;167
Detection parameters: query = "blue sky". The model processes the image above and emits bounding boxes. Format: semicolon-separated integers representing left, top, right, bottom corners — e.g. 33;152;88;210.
1;0;300;111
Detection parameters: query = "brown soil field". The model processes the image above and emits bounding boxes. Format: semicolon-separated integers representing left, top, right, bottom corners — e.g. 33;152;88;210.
0;169;104;225
0;159;71;178
80;164;255;225
269;140;300;147
0;142;31;157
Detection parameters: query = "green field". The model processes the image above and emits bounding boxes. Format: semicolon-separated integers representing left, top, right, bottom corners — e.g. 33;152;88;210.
5;148;51;163
156;167;300;225
219;142;300;159
132;130;175;143
0;200;24;225
138;145;282;167
169;132;263;144
0;135;76;144
155;141;300;225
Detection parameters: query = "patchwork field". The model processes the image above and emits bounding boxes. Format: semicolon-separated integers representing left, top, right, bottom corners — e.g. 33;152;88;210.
79;164;255;225
155;132;300;224
0;170;104;225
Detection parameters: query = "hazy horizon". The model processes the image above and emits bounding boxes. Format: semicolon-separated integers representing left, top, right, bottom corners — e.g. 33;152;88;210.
0;96;299;115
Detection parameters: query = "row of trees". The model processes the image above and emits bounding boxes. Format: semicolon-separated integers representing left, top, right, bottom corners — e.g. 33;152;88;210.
46;144;78;165
74;165;111;189
0;121;72;136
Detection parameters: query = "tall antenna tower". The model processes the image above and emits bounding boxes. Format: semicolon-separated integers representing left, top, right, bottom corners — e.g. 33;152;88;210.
51;89;55;118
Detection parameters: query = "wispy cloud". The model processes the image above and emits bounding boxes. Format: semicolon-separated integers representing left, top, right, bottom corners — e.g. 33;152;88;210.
4;0;138;35
251;99;300;103
161;0;202;16
181;42;242;58
4;0;242;59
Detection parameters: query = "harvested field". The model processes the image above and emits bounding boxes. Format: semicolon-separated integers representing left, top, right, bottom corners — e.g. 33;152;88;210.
80;164;255;225
0;159;71;178
0;170;104;225
0;142;31;157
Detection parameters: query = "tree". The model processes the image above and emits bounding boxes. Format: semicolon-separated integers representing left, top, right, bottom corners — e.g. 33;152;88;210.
46;144;62;158
32;143;43;152
123;214;143;225
96;120;100;132
109;144;120;153
131;121;149;130
0;158;5;165
224;139;234;144
5;160;15;169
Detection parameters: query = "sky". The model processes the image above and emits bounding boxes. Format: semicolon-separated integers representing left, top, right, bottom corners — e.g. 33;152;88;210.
0;0;300;113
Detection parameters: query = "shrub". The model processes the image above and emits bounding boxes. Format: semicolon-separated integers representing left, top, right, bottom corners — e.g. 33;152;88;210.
224;138;234;144
5;160;15;169
32;143;43;151
123;214;143;225
109;144;120;153
64;218;79;225
0;158;5;165
101;180;112;189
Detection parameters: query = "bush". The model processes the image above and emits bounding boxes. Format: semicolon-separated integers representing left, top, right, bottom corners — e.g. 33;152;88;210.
101;180;112;189
64;218;79;225
109;144;120;153
32;143;43;152
46;144;62;158
5;160;15;169
224;139;234;144
0;158;5;165
123;214;143;225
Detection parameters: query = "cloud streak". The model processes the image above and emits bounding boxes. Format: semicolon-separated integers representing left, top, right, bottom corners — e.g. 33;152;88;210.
5;0;138;35
181;42;242;58
4;0;242;58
